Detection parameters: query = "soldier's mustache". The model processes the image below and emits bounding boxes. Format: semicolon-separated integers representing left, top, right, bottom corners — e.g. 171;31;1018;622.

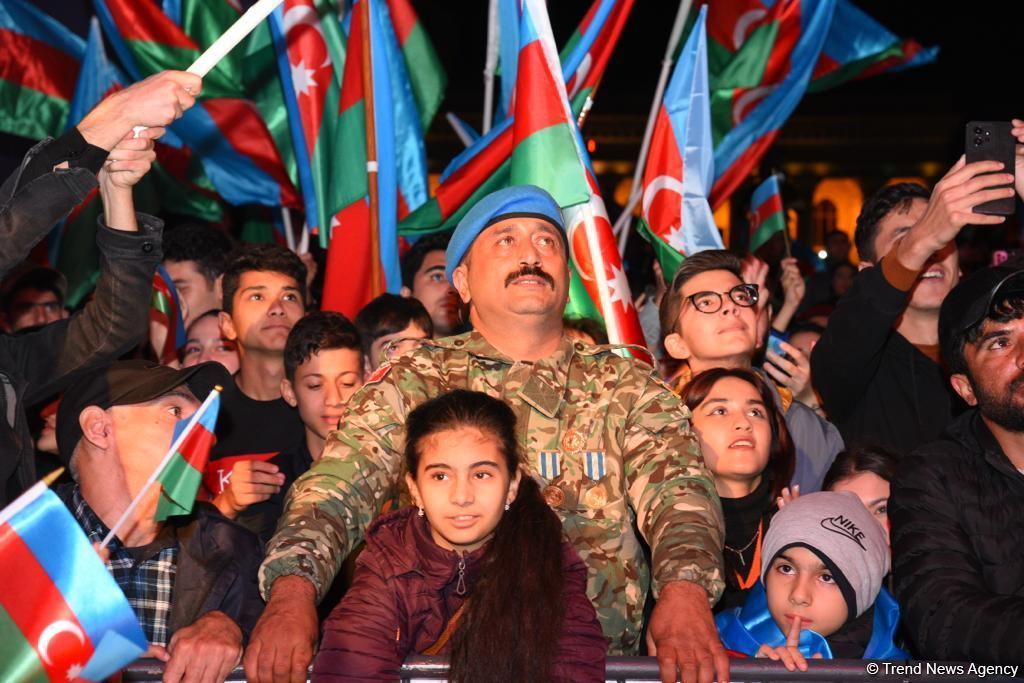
505;266;555;289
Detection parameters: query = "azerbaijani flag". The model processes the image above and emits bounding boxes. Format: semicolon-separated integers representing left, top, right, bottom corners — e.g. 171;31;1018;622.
0;0;84;140
155;388;221;521
150;266;187;366
322;0;404;318
0;480;147;682
385;0;445;130
637;6;722;281
809;0;938;93
399;0;632;236
705;0;836;209
748;175;786;253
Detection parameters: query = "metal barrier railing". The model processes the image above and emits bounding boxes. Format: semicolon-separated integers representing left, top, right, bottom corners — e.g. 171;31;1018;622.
121;656;1021;682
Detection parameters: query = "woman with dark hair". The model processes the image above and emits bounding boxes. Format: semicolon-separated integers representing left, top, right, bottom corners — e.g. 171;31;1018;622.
313;390;606;682
681;368;796;612
822;445;899;546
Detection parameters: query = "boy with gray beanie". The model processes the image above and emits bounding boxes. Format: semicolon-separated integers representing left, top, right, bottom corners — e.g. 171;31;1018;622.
715;491;906;670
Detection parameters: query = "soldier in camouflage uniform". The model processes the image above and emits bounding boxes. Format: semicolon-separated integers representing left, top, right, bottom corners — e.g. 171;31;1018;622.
245;186;727;683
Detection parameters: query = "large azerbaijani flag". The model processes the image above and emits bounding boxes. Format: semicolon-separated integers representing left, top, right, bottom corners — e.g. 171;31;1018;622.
748;174;786;253
155;388;220;521
399;0;634;236
0;480;147;681
638;6;722;282
0;0;84;140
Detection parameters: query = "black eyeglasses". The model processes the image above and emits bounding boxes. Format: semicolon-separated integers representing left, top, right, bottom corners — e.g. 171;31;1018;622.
684;284;759;314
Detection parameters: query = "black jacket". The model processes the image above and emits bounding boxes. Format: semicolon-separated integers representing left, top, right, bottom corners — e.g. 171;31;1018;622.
811;263;960;454
0;137;161;505
889;410;1024;664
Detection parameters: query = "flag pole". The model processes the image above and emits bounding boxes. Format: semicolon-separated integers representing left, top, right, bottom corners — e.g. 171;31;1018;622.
482;0;500;134
447;112;475;148
99;387;221;549
612;0;692;251
360;0;383;294
282;207;297;253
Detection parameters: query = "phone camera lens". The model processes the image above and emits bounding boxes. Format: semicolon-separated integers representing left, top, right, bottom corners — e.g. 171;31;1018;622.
974;127;984;135
974;137;983;146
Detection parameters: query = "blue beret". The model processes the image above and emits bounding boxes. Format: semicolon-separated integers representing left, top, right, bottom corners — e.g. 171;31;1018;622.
445;185;565;282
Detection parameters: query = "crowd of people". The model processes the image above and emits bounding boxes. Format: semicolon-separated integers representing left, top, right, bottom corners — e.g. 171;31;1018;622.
3;70;1024;683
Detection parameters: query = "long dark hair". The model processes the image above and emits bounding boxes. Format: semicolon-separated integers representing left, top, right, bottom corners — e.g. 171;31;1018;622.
822;444;899;491
404;390;565;683
680;367;795;500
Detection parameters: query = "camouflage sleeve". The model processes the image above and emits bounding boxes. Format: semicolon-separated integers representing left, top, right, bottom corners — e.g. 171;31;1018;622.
258;368;409;602
623;371;725;605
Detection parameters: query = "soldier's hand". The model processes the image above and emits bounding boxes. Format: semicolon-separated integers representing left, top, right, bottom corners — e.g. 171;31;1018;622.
212;461;285;519
243;576;319;683
646;580;729;683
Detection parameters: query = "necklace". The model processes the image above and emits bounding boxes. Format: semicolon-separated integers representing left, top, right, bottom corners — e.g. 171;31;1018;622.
724;519;762;568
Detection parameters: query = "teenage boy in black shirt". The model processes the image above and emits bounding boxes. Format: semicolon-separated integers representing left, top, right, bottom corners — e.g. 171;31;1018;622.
207;245;307;543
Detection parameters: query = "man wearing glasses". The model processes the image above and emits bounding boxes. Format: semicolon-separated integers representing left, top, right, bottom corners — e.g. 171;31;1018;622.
658;249;843;493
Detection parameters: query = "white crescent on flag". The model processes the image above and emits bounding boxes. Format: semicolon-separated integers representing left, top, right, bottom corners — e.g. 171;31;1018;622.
38;620;86;666
733;8;768;50
642;174;685;224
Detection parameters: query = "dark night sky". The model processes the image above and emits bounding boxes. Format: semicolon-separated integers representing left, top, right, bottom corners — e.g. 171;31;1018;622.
9;1;1024;175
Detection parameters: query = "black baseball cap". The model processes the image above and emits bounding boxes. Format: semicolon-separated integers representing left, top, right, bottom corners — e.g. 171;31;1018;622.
939;266;1024;370
56;360;230;466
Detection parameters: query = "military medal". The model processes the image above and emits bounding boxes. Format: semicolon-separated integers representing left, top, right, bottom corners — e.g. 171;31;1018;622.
583;450;606;480
584;485;607;509
536;451;561;480
561;429;585;454
543;485;565;507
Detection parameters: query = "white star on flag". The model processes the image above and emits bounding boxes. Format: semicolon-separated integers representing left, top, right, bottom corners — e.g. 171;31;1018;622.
290;59;318;95
664;223;687;253
607;263;632;312
66;663;84;681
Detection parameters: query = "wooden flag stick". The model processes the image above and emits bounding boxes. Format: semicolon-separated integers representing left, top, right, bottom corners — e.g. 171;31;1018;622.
360;0;383;296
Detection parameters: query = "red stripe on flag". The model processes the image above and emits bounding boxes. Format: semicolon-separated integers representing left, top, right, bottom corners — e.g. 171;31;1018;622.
0;522;95;680
322;201;385;318
435;125;514;219
284;0;335;158
385;0;416;45
0;29;79;99
202;99;300;208
710;129;780;210
178;425;216;471
763;1;801;84
753;193;783;224
337;1;365;112
707;0;769;53
514;40;571;136
103;0;198;48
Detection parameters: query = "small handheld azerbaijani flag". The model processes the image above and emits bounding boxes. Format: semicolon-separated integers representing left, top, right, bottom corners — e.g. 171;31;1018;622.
748;175;786;253
0;478;147;682
150;266;187;366
155;388;221;521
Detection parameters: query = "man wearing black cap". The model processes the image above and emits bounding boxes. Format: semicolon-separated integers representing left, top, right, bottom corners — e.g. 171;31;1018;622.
890;266;1024;666
248;185;727;683
55;360;264;683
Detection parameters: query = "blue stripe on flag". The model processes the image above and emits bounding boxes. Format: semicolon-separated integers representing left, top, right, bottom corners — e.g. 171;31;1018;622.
6;488;147;665
750;175;781;213
0;0;84;61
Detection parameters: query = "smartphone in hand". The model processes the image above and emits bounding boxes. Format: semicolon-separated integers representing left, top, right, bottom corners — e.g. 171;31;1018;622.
965;121;1016;216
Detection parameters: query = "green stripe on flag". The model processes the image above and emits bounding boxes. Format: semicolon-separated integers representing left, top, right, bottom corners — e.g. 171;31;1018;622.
403;23;445;129
806;45;904;93
749;211;787;253
0;605;48;683
128;41;240;99
0;80;68;140
564;261;603;323
637;218;684;284
510;125;590;208
155;451;202;521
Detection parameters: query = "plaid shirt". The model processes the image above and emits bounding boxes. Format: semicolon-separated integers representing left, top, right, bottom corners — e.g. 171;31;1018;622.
66;486;179;646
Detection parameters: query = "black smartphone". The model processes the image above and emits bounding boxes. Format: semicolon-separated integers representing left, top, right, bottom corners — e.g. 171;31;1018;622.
965;121;1016;216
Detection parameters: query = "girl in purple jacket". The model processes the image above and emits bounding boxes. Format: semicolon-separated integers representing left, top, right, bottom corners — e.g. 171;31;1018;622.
313;390;606;682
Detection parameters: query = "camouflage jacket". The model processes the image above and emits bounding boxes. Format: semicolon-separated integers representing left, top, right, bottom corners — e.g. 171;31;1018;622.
260;332;725;654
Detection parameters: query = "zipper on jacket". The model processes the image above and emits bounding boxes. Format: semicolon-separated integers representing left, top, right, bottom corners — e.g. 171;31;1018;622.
455;557;467;596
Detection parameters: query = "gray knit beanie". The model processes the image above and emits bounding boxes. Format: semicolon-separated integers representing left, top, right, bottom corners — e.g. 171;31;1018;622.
761;491;889;619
